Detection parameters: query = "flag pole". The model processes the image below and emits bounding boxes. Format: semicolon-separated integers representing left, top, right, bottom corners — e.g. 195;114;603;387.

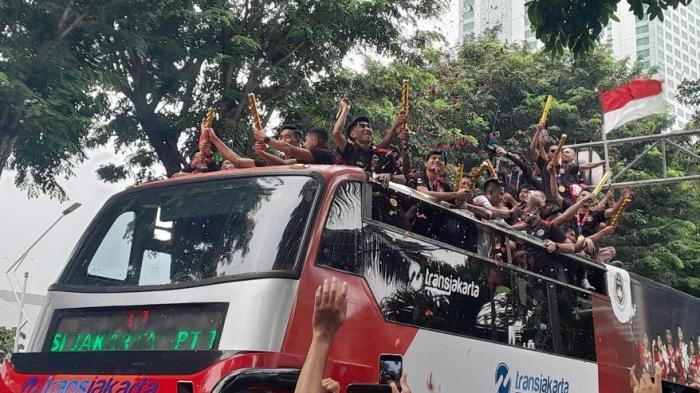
603;130;610;173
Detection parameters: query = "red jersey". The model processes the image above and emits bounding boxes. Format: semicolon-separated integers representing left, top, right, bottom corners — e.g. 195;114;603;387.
655;351;668;379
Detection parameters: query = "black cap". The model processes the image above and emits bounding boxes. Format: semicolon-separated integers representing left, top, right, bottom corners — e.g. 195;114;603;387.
424;150;446;163
345;116;370;136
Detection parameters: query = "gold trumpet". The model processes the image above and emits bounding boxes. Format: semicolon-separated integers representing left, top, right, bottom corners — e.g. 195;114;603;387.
400;80;409;128
454;164;464;190
464;159;498;190
199;107;215;146
202;107;215;129
484;158;497;179
610;196;632;227
547;133;567;169
540;95;553;125
247;93;263;131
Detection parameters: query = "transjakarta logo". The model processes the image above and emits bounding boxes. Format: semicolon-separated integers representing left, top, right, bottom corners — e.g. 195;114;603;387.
494;362;571;393
408;261;480;298
22;376;159;393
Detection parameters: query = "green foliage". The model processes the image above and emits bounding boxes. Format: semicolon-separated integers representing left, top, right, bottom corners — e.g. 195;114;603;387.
678;78;700;129
287;31;640;172
679;78;700;106
0;0;108;199
2;0;446;189
526;0;693;57
607;142;700;296
0;326;25;354
74;0;447;181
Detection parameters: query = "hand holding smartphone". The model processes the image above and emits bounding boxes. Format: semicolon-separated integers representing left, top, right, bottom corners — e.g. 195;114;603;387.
379;354;403;385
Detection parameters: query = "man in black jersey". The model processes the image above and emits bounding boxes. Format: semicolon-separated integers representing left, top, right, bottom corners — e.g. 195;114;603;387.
255;127;337;165
409;150;470;202
332;98;406;185
519;197;576;279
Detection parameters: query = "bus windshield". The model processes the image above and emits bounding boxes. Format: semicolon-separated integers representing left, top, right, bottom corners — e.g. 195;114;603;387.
60;175;320;289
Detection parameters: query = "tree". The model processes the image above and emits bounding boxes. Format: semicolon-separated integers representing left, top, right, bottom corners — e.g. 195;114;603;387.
678;78;700;129
286;30;642;173
0;326;25;354
0;0;108;199
72;0;447;181
526;0;693;57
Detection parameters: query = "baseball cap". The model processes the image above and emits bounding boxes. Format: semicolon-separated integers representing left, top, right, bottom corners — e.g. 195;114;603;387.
345;116;371;136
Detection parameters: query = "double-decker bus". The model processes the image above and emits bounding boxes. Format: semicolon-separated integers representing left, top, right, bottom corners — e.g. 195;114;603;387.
1;165;698;393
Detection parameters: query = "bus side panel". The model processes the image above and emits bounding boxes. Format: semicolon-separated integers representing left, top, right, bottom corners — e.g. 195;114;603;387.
281;173;419;384
594;275;700;392
404;329;599;393
281;267;419;382
592;294;637;393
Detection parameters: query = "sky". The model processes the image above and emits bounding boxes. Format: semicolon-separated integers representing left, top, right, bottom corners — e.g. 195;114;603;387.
0;1;459;297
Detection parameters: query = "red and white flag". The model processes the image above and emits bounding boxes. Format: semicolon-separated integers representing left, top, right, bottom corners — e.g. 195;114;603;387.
600;79;665;134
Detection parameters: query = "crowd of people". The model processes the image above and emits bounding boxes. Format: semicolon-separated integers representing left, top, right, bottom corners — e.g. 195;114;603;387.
637;328;700;386
175;98;635;290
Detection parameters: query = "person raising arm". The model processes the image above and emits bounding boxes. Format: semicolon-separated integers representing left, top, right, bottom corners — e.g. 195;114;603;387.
206;127;257;168
530;123;545;161
294;278;348;393
256;127;336;164
332;98;352;153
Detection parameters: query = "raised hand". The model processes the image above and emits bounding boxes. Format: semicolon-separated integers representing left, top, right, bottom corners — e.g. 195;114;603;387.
339;97;351;112
321;378;340;393
254;141;267;155
495;146;507;156
455;188;471;202
395;112;408;127
398;130;409;146
312;278;348;342
630;367;661;393
390;374;411;393
253;125;266;143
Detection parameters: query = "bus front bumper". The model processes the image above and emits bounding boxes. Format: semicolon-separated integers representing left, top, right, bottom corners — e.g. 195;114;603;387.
0;351;303;393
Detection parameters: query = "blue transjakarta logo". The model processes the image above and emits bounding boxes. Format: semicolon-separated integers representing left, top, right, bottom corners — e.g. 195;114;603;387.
495;363;571;393
495;363;511;393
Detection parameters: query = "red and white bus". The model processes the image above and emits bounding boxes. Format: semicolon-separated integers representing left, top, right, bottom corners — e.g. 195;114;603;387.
1;165;698;393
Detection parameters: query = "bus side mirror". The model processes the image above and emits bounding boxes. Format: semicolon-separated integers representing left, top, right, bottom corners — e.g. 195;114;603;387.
347;384;392;393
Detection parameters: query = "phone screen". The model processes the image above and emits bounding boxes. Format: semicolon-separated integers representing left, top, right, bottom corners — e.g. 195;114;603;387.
379;355;403;385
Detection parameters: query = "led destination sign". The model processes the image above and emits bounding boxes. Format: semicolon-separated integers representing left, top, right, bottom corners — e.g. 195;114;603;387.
45;303;227;352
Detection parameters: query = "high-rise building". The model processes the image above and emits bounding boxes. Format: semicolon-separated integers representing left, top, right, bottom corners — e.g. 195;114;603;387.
458;0;541;49
458;0;699;129
602;2;700;129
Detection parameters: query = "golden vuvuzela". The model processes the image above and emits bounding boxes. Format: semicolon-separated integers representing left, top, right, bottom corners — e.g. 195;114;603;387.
464;159;497;190
547;134;567;169
400;80;409;131
610;196;633;227
248;93;263;131
540;95;553;125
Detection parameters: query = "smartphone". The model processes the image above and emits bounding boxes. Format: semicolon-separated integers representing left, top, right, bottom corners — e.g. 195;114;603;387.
378;354;403;385
347;384;392;393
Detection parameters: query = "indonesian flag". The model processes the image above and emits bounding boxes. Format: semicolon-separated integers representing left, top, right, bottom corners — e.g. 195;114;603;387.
600;79;665;134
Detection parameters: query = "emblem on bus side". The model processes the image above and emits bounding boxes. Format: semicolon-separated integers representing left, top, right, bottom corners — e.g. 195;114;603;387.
495;363;511;393
614;272;626;307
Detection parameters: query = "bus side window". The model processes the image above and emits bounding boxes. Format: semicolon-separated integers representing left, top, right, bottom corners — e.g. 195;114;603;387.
370;183;478;254
317;182;363;273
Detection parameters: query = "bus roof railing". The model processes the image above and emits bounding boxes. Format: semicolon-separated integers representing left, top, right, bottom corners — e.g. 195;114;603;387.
384;181;607;274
